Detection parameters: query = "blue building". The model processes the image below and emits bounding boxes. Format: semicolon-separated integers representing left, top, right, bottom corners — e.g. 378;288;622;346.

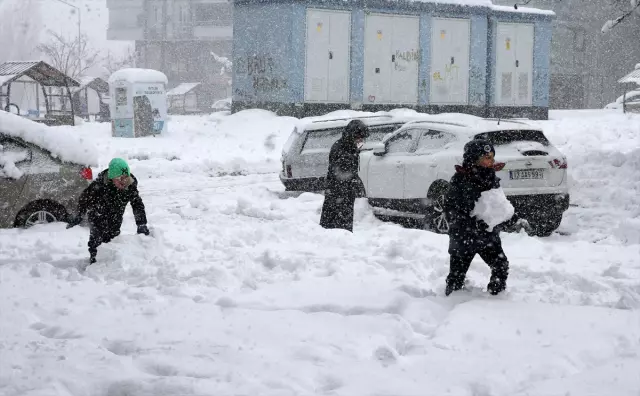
231;0;554;120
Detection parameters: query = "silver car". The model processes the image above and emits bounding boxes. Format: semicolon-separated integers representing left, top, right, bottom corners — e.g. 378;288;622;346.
0;133;92;228
279;115;417;193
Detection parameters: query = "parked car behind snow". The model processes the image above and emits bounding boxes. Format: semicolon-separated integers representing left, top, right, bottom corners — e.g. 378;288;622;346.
604;90;640;111
0;111;96;228
279;114;423;193
360;118;570;237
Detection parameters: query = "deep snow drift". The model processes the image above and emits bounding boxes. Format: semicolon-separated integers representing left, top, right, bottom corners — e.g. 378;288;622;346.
0;109;639;396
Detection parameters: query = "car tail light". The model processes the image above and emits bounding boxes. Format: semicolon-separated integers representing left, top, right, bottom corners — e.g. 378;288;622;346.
80;167;93;180
549;158;568;169
493;162;506;171
286;165;292;178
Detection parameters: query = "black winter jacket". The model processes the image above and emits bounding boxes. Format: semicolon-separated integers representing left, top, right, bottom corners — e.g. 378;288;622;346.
444;165;517;243
325;136;362;197
77;169;147;233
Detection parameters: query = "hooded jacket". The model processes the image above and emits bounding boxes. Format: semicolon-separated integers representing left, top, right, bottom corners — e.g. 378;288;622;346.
77;169;147;232
444;164;501;241
324;121;368;197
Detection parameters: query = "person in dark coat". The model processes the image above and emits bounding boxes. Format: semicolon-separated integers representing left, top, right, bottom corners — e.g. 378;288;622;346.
67;157;150;264
319;119;370;232
443;139;530;296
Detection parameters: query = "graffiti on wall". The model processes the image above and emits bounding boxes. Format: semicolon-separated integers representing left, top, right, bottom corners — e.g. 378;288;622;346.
469;67;486;105
395;49;420;63
235;54;287;95
394;49;420;72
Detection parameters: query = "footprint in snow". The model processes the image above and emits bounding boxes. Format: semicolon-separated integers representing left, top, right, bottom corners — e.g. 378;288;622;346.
29;322;83;339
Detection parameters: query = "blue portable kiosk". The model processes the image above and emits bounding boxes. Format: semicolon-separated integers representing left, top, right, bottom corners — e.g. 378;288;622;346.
109;68;168;138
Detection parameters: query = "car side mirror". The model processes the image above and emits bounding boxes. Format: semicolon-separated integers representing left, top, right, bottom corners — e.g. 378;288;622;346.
372;142;386;156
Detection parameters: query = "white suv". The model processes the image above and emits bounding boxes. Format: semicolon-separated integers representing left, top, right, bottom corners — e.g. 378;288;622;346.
360;117;570;237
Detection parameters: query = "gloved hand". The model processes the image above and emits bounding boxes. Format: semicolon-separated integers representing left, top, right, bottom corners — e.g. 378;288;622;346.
514;218;532;233
137;224;150;236
66;215;82;229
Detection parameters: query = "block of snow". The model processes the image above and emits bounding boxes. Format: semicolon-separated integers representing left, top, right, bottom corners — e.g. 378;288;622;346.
471;188;515;232
0;111;99;166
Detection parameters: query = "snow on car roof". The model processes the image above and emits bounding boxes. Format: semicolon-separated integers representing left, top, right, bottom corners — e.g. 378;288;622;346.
402;117;542;135
296;111;435;133
0;111;99;166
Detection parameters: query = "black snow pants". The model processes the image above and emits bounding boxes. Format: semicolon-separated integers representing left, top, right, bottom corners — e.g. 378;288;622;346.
446;235;509;295
88;223;121;262
319;192;356;232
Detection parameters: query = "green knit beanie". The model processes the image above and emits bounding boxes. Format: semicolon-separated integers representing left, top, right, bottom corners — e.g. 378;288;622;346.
108;158;131;179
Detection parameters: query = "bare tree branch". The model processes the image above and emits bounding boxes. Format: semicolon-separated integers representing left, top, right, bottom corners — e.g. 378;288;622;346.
36;30;100;79
101;47;136;78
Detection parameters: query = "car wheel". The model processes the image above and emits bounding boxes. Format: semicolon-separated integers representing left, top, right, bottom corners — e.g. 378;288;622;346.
529;215;563;237
423;182;450;234
14;201;68;229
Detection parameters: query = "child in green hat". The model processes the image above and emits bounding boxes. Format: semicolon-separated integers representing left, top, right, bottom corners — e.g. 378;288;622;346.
67;157;150;264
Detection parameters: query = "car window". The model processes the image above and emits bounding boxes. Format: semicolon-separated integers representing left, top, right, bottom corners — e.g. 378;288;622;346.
301;128;343;152
28;147;60;173
415;130;456;153
386;129;419;154
367;124;404;142
282;128;299;154
474;130;550;146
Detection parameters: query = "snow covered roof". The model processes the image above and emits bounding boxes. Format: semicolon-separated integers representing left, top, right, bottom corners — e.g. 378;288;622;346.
0;111;99;166
618;68;640;85
70;76;110;94
108;68;168;85
0;61;79;87
167;83;201;96
235;0;554;15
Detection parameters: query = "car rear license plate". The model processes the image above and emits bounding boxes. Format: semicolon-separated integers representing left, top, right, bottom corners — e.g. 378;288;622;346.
510;169;544;180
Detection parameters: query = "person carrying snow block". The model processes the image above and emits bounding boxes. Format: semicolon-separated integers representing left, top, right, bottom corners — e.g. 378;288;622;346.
66;158;150;264
443;139;529;296
320;120;369;232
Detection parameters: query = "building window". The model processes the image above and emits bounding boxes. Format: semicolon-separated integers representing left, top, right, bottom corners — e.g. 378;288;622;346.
194;3;232;26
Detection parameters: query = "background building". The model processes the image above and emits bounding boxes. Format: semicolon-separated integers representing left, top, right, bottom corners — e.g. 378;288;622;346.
494;0;640;109
106;0;232;104
105;0;640;110
231;0;554;119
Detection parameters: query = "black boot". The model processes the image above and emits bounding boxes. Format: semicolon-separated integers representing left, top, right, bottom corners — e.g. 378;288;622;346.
487;261;508;295
445;275;465;296
487;275;506;295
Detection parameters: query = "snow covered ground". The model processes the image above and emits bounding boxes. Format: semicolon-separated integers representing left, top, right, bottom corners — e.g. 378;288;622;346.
1;109;639;396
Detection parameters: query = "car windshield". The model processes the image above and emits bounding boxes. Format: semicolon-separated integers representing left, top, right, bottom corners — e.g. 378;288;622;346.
474;130;550;146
